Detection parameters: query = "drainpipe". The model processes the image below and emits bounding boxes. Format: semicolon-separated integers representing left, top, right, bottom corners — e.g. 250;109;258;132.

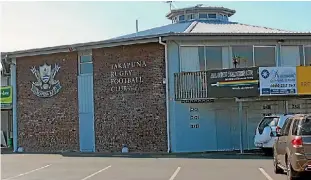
5;55;18;152
158;36;170;153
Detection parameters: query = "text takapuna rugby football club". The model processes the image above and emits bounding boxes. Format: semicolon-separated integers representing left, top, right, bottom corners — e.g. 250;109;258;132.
110;61;147;92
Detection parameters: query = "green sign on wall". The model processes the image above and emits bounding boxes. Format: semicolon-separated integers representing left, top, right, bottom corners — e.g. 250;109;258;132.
1;86;12;104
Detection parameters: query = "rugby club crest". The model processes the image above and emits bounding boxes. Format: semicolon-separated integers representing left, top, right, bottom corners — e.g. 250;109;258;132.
30;63;62;98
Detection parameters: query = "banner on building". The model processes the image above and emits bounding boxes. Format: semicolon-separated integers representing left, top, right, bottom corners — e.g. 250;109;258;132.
296;66;311;95
207;67;259;98
259;67;297;96
1;86;12;104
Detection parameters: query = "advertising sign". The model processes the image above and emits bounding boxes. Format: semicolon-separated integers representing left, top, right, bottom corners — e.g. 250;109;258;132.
296;66;311;95
259;67;297;96
1;86;12;104
207;67;259;98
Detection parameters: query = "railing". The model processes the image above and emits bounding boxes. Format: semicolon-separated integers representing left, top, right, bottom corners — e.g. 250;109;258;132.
174;71;208;100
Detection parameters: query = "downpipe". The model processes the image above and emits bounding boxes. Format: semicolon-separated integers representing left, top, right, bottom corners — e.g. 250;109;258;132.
158;37;171;153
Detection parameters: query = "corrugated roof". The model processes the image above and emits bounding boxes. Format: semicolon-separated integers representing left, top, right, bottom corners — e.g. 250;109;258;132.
190;21;296;33
110;20;305;42
109;22;192;40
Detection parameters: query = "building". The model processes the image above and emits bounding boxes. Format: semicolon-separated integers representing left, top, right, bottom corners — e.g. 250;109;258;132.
1;5;311;153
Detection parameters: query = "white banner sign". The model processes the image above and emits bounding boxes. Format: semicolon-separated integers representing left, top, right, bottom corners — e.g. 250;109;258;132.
259;67;297;96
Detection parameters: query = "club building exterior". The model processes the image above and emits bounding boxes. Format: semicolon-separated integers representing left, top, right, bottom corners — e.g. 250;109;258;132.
1;5;311;153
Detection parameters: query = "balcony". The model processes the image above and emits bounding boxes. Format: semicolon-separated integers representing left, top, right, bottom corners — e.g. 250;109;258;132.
174;71;208;100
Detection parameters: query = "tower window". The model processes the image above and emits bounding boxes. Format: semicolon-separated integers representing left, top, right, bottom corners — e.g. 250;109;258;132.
179;15;185;21
208;14;216;18
199;13;208;19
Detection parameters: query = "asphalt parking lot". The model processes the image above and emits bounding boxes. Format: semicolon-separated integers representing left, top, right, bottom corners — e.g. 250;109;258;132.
1;153;307;180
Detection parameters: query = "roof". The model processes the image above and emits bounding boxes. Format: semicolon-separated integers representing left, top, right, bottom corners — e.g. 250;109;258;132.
190;21;296;34
110;20;304;41
2;20;310;58
109;21;192;40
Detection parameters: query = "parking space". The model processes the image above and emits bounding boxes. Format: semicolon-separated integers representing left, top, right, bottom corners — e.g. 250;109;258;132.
1;153;306;180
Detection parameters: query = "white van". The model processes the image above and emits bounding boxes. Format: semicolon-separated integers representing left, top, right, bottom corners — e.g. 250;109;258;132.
254;114;294;155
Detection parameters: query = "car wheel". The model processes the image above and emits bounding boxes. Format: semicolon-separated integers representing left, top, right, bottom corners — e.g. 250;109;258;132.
287;158;299;180
273;149;282;174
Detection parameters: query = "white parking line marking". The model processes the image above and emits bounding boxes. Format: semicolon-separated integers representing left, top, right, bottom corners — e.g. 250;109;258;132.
81;165;112;180
169;167;181;180
3;164;51;180
258;168;274;180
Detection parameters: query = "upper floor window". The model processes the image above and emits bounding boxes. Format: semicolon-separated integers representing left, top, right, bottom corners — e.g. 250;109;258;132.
305;46;311;66
180;46;227;72
280;45;303;67
205;46;223;70
79;55;93;75
254;46;276;67
199;13;208;19
208;14;217;18
232;46;254;68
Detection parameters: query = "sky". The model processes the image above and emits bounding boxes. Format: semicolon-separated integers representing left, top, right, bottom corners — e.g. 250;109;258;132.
0;1;311;53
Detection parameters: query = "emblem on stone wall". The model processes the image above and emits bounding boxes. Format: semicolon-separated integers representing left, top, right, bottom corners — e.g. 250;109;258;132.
30;63;62;98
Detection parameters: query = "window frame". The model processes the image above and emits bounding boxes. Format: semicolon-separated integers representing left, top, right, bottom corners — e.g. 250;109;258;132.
208;13;217;19
304;45;311;66
179;15;185;21
199;13;208;19
253;45;277;67
282;117;294;136
78;54;93;75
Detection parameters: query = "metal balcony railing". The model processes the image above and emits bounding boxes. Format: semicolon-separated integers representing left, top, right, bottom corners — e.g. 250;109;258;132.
174;71;208;100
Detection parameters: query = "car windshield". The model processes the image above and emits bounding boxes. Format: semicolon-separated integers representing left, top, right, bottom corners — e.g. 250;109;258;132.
259;117;280;129
298;116;311;135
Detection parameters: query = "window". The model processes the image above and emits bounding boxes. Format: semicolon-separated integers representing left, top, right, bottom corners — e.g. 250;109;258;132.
79;55;93;74
205;46;222;70
298;116;311;135
232;46;254;68
258;117;280;131
305;46;311;66
198;47;205;70
292;120;300;135
281;117;293;136
254;46;276;67
189;14;195;20
208;14;216;18
180;46;200;72
220;14;224;19
280;46;302;66
199;13;208;19
179;15;185;21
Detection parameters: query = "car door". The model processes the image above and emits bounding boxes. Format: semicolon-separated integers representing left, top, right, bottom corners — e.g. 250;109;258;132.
277;117;293;166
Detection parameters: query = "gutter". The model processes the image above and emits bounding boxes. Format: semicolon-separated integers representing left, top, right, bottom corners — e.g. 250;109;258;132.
158;36;171;153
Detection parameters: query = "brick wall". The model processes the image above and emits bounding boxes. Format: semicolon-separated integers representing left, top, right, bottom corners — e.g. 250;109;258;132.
16;52;79;152
93;43;167;152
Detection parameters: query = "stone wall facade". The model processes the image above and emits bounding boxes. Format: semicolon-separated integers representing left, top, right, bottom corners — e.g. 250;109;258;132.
16;52;79;152
93;43;167;152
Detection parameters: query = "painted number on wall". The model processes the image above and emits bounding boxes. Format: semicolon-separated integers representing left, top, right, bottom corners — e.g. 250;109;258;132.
291;104;301;109
190;115;199;120
262;105;272;109
189;107;199;112
190;124;200;128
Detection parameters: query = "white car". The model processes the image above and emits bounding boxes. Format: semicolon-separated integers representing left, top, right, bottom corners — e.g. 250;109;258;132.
254;114;294;155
